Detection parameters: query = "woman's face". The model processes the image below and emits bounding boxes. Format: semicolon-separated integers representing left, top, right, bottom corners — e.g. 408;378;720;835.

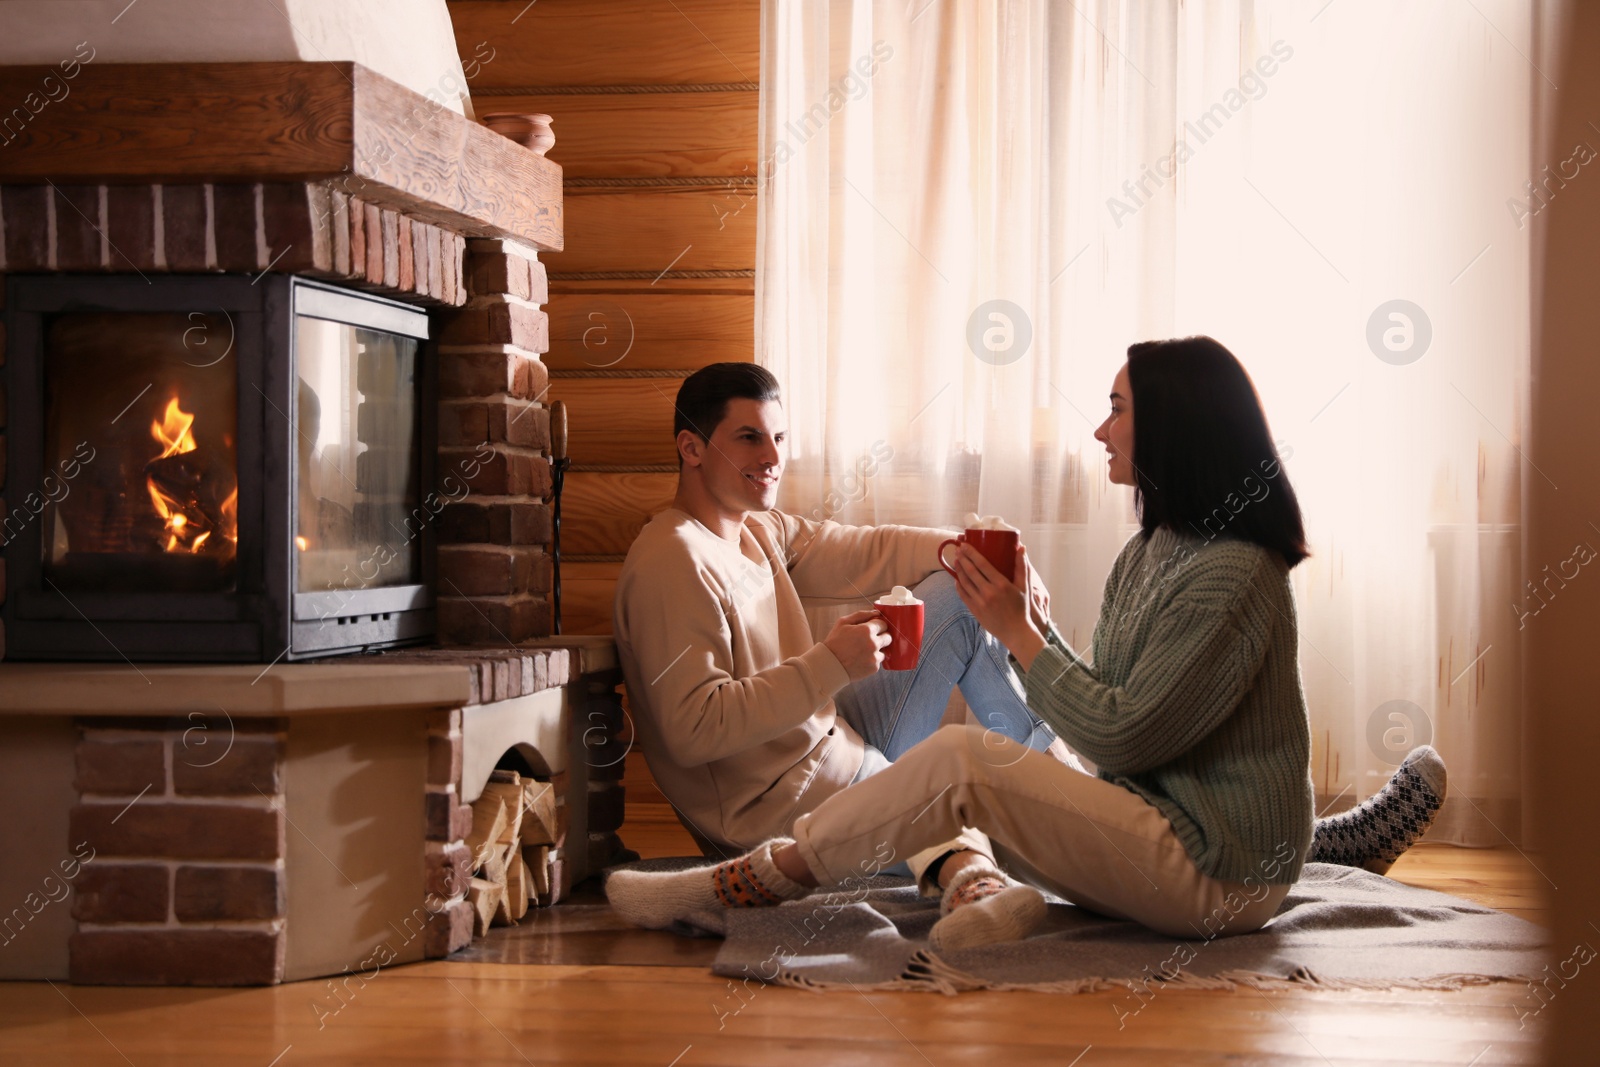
1093;363;1135;486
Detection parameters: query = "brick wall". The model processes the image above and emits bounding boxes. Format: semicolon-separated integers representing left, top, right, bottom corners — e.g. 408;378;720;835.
422;705;473;957
435;238;556;643
68;716;288;985
0;182;466;305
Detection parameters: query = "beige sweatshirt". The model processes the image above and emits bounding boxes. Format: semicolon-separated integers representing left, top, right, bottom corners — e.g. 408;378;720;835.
613;508;949;852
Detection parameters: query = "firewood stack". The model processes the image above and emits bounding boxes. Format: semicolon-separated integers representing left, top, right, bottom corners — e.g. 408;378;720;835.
464;768;562;935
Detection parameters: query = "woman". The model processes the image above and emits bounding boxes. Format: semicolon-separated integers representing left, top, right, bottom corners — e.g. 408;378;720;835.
608;336;1447;951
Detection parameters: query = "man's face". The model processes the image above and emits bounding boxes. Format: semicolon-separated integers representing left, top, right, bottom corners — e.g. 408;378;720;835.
681;398;787;515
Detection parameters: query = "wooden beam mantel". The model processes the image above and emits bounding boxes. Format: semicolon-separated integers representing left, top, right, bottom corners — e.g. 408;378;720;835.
0;62;562;251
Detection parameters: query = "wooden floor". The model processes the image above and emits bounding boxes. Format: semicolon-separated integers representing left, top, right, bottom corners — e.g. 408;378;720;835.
0;803;1552;1066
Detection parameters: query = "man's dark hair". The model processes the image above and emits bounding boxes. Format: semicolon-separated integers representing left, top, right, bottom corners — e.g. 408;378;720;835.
673;362;782;446
1125;335;1311;569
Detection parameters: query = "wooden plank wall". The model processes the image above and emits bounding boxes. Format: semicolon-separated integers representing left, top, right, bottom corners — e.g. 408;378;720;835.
449;0;759;634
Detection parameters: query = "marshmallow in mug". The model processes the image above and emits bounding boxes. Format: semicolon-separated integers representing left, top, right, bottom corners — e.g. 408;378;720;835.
875;585;922;606
961;513;1020;533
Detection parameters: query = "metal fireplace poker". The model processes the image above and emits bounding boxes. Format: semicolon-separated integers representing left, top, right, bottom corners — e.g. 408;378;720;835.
548;401;569;634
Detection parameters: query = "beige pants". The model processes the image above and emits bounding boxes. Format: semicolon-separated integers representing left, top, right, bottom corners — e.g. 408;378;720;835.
795;724;1291;938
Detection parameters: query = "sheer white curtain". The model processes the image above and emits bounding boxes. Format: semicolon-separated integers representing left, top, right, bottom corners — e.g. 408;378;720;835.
757;0;1532;844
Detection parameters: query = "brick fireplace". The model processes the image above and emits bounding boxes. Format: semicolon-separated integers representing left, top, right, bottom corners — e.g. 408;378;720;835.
0;59;630;985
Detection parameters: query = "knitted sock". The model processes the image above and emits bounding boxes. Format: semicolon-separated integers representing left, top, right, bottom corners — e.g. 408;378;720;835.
927;861;1047;953
1309;745;1448;875
604;838;809;930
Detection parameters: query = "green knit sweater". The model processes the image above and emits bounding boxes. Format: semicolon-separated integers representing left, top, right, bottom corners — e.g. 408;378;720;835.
1018;525;1314;885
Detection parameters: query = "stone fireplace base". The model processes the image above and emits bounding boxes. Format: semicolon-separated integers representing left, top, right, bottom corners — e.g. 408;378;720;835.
0;638;625;985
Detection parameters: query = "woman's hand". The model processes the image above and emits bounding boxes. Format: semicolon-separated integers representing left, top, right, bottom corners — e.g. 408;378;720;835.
948;543;1048;670
1019;544;1050;630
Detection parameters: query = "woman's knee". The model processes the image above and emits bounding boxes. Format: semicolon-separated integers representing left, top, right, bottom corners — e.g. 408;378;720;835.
894;722;975;773
906;722;1029;779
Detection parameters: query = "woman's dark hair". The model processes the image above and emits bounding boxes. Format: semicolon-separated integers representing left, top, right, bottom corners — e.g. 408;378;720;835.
1125;336;1311;569
673;362;782;444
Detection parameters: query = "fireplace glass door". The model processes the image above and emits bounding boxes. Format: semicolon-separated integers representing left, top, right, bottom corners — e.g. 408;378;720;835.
41;312;240;592
293;314;422;606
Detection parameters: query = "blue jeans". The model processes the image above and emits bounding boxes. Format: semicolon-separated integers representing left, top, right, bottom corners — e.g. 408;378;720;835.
836;570;1060;769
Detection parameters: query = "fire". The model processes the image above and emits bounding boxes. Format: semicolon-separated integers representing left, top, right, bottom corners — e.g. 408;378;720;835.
144;395;237;556
146;480;190;552
151;398;197;459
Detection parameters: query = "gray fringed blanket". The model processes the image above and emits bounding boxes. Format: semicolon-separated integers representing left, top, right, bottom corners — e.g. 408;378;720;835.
629;861;1548;995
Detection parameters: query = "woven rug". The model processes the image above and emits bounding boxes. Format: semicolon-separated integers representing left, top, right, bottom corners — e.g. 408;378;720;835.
615;860;1549;994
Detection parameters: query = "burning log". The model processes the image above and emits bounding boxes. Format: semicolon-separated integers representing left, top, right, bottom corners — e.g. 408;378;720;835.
144;452;236;554
143;396;238;556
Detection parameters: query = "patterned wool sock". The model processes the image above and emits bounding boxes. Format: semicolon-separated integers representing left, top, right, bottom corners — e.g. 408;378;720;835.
604;838;809;930
927;861;1048;953
1309;745;1448;875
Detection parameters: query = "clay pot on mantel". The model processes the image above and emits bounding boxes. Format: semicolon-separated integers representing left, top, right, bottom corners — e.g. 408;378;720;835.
480;112;555;156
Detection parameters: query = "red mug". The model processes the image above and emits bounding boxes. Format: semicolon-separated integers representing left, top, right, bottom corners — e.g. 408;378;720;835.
874;600;924;671
939;528;1019;584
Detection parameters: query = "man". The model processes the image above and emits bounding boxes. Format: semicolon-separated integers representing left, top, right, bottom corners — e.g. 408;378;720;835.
613;363;1061;869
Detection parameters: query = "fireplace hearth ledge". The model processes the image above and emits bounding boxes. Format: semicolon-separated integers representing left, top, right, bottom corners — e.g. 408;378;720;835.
0;661;472;715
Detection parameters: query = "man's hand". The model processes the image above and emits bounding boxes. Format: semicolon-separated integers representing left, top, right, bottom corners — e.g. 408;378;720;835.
823;609;891;681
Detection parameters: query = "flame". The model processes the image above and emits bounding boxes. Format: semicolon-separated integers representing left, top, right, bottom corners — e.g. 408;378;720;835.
295;536;309;551
146;479;186;552
151;398;197;460
144;395;237;556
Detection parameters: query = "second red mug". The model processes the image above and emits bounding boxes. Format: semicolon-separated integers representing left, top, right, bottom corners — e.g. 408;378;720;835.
938;528;1019;584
